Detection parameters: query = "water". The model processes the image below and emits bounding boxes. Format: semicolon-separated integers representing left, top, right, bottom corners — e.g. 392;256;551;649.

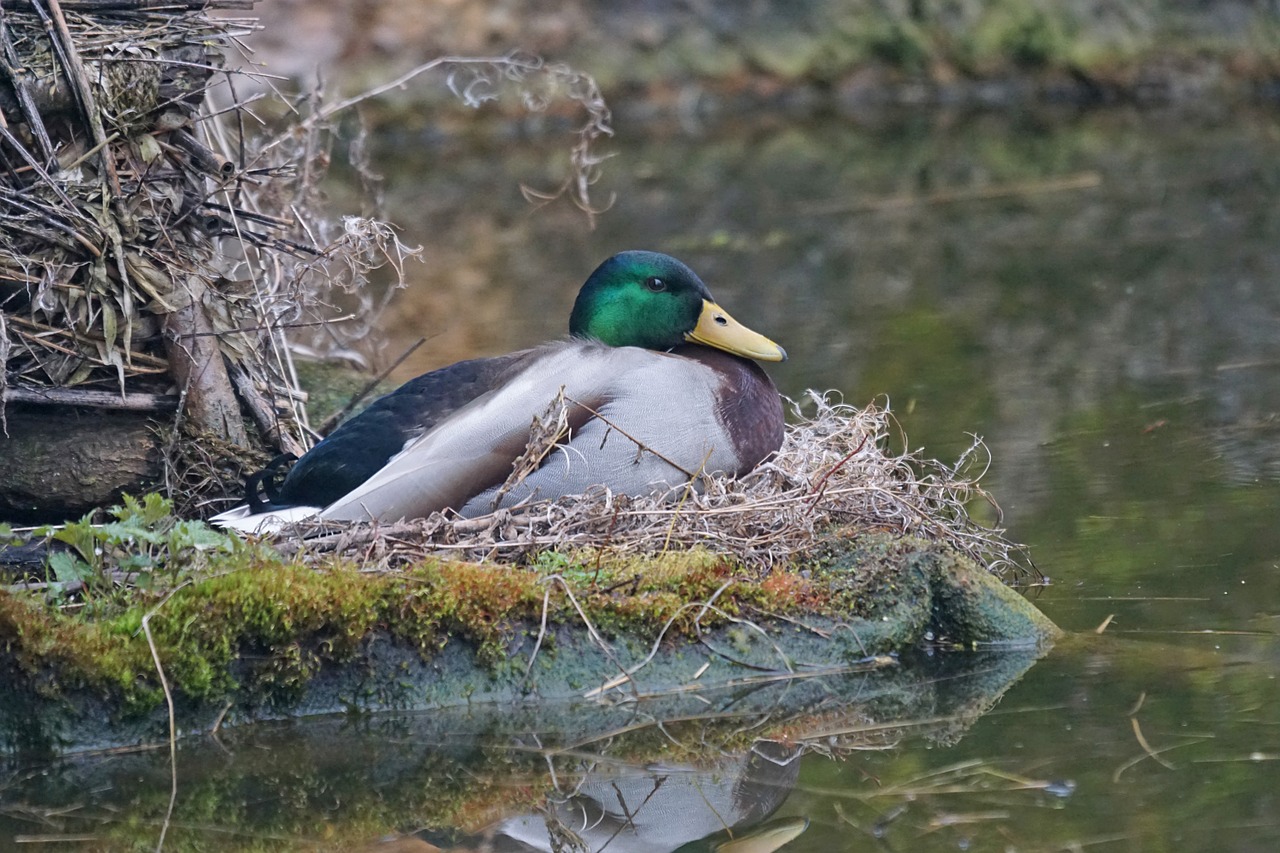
3;106;1278;850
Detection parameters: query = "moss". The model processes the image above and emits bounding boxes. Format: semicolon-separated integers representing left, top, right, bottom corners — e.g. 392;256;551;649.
956;4;1072;73
0;591;159;712
137;561;387;704
0;546;829;718
807;531;928;619
0;528;1055;753
394;560;546;665
862;20;933;73
808;531;1059;650
926;548;1061;646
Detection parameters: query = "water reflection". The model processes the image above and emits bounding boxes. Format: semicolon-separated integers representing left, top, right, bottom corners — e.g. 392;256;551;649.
401;743;804;852
0;650;1043;850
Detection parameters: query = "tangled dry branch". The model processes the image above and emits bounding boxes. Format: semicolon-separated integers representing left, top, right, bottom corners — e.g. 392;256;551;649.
0;0;619;516
0;3;250;392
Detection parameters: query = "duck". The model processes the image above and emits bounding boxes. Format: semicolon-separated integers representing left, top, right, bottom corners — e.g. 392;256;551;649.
213;251;786;532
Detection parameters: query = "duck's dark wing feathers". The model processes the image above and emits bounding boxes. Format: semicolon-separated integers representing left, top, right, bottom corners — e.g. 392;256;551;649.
272;351;530;508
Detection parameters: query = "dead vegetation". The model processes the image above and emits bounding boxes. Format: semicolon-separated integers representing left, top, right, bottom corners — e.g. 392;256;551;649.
0;2;252;419
0;0;617;518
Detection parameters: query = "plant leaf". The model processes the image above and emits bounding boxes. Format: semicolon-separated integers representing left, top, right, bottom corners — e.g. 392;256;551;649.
48;551;93;583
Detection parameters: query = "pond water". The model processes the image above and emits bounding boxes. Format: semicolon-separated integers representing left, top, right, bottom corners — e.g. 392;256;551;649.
4;105;1279;850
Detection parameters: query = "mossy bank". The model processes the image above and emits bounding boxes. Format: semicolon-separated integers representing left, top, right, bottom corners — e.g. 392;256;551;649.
0;526;1057;757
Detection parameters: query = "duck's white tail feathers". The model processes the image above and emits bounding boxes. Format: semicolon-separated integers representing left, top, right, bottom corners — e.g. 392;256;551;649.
209;503;321;535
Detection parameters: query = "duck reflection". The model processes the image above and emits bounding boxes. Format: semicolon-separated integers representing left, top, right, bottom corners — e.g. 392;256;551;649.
369;741;808;853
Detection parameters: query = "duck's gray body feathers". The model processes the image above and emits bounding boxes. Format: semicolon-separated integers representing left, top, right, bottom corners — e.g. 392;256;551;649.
319;340;781;522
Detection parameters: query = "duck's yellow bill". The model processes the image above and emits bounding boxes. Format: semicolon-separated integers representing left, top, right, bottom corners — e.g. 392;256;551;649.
687;299;787;362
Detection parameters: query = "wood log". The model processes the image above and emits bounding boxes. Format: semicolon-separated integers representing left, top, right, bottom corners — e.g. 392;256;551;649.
162;276;249;447
2;386;177;411
0;404;162;523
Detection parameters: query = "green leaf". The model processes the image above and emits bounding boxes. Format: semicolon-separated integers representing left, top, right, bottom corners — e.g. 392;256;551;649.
138;493;175;526
117;553;156;573
48;551;93;583
117;493;144;518
99;521;166;547
115;493;174;527
0;523;21;547
51;518;101;566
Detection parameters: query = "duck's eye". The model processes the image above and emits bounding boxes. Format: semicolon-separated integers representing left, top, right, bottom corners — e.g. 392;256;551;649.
645;277;666;292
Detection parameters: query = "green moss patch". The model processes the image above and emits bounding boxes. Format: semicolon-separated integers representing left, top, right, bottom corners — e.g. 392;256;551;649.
1;517;1057;757
1;547;805;719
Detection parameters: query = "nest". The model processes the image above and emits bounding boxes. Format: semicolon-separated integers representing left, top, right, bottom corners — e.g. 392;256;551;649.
276;395;1032;579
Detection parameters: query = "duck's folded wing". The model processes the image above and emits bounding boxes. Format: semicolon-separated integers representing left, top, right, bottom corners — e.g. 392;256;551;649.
459;357;731;517
319;343;624;522
275;350;529;508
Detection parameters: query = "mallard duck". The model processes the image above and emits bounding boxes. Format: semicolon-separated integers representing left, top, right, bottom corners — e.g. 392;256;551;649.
214;251;785;531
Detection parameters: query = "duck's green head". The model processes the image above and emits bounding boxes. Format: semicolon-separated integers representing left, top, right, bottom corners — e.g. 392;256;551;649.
569;251;787;362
